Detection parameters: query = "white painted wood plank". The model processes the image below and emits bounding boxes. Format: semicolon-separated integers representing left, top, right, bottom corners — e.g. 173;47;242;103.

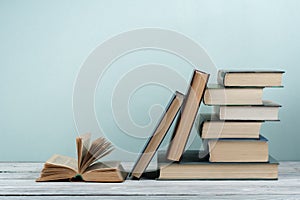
1;195;300;200
0;179;299;195
0;173;41;179
0;162;299;198
0;163;42;172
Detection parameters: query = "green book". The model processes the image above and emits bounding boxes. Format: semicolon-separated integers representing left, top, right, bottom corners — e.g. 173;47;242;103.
158;150;278;180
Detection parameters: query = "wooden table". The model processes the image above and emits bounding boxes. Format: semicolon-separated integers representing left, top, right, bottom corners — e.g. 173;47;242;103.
0;162;299;199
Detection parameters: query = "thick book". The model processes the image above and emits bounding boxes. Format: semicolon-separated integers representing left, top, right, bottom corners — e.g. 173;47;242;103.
130;91;184;179
217;70;284;87
208;135;269;162
203;84;263;105
167;70;209;161
196;114;262;139
216;100;281;121
158;150;278;180
36;133;126;182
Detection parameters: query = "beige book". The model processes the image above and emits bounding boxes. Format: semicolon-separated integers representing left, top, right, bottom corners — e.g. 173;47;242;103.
167;70;209;161
204;84;263;105
36;133;126;182
158;151;278;180
208;136;269;162
217;100;281;121
196;114;262;139
218;70;284;87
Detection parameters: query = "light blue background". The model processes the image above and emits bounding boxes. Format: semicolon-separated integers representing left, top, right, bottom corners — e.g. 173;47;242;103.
0;0;299;161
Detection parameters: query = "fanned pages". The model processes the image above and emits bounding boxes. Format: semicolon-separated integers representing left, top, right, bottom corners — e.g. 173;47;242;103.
80;137;113;173
76;133;91;172
130;91;184;179
37;134;126;182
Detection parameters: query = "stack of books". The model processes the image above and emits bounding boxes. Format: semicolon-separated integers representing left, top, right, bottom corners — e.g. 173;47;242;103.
130;69;284;180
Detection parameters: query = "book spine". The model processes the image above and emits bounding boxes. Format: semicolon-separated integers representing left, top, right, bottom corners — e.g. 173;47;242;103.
195;115;205;138
217;70;226;86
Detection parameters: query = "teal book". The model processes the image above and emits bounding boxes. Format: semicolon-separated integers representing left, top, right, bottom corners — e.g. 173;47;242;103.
158;150;278;180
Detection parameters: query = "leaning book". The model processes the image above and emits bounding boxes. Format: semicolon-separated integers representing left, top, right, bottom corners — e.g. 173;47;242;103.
36;133;127;182
130;91;184;179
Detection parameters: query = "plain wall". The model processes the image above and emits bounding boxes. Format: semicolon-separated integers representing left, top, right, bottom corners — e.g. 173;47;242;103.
0;0;299;161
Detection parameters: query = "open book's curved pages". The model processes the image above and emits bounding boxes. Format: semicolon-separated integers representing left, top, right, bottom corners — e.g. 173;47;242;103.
36;134;127;182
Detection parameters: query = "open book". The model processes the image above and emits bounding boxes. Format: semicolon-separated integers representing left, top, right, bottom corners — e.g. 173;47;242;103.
36;133;126;182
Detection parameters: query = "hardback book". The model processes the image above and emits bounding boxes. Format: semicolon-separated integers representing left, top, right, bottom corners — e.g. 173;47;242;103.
130;91;184;179
158;150;278;180
216;100;281;120
218;70;284;87
196;114;262;139
203;84;263;105
167;70;209;161
208;135;269;162
36;133;127;182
